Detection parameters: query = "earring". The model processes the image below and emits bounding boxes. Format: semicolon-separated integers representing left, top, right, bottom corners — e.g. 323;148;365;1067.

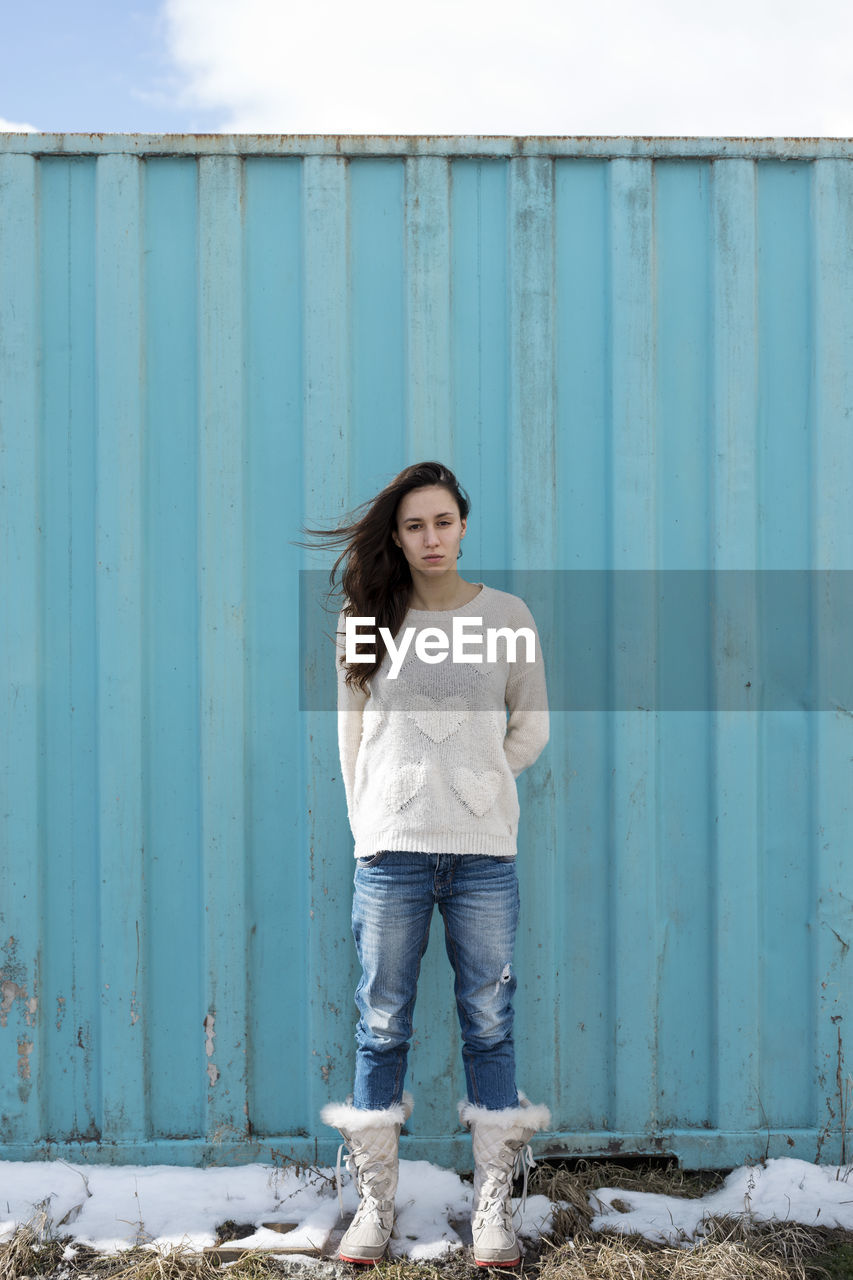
457;545;463;559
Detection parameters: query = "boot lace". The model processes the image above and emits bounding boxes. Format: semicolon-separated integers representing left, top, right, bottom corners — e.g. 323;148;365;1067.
334;1142;395;1224
476;1142;536;1231
334;1142;347;1217
350;1194;394;1230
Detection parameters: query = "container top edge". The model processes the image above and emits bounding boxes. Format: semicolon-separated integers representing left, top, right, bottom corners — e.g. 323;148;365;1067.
1;133;853;159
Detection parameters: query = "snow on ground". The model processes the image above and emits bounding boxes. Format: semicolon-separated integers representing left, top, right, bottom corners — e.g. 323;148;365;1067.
2;1155;852;1261
591;1158;853;1245
0;1157;555;1261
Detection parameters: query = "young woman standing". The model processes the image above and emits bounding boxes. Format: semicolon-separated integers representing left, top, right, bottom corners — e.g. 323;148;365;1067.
307;461;551;1266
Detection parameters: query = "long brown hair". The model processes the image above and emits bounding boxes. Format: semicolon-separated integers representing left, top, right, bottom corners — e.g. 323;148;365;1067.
298;461;471;693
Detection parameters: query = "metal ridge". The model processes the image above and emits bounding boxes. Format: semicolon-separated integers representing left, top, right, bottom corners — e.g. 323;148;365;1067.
2;133;853;159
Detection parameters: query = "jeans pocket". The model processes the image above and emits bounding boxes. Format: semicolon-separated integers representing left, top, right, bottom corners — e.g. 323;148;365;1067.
356;850;388;868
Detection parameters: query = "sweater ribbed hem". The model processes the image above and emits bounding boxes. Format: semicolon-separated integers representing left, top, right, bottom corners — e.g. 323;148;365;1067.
353;829;518;858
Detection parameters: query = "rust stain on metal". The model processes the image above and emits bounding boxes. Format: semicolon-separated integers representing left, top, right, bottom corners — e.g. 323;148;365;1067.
204;1012;219;1086
829;927;850;958
0;938;37;1029
0;981;21;1027
0;979;34;1029
17;1037;33;1080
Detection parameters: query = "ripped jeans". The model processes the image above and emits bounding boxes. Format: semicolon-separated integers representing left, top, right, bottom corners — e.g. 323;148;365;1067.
350;850;520;1111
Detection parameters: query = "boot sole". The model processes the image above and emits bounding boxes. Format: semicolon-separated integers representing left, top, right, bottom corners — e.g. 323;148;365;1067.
474;1257;521;1268
339;1254;382;1266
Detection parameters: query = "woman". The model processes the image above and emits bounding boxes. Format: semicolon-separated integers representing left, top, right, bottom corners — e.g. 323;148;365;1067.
306;461;551;1267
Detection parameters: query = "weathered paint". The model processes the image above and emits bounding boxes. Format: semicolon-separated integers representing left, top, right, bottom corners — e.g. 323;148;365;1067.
0;135;851;1169
3;134;853;158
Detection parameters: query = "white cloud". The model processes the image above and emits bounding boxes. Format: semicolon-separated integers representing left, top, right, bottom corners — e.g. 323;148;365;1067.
0;117;39;132
161;0;853;136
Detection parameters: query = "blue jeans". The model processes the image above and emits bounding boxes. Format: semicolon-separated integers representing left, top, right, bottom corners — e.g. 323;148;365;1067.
350;851;520;1111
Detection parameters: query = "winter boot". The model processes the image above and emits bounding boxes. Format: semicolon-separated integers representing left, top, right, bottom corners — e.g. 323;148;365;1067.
321;1092;413;1265
458;1093;551;1268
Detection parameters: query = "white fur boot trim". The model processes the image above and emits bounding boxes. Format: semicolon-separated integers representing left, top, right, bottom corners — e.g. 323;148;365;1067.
321;1090;413;1132
458;1092;551;1133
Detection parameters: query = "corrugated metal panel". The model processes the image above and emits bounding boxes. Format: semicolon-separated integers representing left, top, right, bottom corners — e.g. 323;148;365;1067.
1;136;851;1168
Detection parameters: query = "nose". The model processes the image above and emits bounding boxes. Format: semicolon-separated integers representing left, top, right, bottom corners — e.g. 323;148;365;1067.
423;526;440;547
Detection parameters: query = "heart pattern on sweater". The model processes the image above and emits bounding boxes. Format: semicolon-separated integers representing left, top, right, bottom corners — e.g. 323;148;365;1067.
384;760;428;812
451;766;502;817
407;694;468;743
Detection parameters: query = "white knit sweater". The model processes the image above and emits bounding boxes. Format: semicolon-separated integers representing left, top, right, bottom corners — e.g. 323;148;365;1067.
336;583;550;858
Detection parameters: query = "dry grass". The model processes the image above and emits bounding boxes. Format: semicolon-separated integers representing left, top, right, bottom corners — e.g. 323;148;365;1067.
531;1158;727;1206
538;1234;792;1280
2;1160;853;1280
527;1158;730;1243
528;1162;853;1280
103;1244;234;1280
0;1203;68;1280
374;1263;471;1280
536;1219;853;1280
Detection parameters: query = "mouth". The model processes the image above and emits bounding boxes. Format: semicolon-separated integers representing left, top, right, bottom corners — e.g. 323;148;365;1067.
423;555;444;562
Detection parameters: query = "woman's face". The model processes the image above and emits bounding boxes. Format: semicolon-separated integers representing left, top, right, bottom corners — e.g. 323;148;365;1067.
392;485;466;575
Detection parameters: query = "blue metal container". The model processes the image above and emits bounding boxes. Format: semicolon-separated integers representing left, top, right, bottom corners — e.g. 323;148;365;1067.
0;135;851;1168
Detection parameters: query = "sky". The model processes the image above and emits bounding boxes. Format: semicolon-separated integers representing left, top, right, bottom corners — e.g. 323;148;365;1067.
2;0;853;137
